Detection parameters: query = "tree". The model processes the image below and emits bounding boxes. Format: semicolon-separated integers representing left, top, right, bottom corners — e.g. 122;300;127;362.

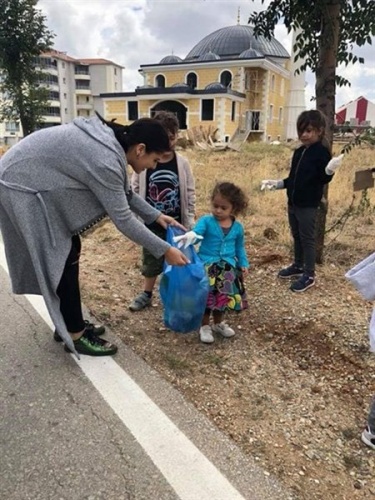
249;0;375;262
0;0;54;137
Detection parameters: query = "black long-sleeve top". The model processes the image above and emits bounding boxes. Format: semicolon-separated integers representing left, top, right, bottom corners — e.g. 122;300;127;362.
283;141;332;207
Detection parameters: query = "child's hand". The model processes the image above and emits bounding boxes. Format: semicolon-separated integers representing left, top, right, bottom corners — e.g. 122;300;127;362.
325;154;344;175
173;231;203;249
241;267;249;276
260;179;284;191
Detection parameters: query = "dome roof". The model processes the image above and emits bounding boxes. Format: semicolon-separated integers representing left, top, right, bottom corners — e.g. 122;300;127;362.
198;51;220;61
185;25;289;60
239;47;263;59
205;82;226;90
159;54;182;64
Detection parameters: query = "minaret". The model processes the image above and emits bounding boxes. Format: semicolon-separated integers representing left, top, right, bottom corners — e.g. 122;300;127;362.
285;28;306;140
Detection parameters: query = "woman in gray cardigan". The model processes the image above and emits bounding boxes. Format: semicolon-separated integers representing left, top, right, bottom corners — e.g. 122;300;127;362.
0;115;189;358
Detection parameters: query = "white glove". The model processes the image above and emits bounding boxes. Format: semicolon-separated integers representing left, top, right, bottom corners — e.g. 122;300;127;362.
260;179;284;191
325;154;344;175
173;231;203;249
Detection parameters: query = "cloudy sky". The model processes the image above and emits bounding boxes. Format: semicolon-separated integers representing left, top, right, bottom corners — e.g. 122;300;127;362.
39;0;375;108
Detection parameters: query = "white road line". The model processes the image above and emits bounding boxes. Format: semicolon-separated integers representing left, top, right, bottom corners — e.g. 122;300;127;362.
0;240;245;500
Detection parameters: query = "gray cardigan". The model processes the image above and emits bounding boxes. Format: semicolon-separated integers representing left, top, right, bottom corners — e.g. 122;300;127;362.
0;116;170;356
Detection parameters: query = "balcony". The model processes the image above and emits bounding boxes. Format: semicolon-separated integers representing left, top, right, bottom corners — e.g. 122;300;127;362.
76;103;93;110
74;72;90;80
40;66;58;76
41;115;62;124
75;87;92;95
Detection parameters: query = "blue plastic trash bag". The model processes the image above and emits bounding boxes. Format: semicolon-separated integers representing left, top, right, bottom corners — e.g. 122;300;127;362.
159;225;209;333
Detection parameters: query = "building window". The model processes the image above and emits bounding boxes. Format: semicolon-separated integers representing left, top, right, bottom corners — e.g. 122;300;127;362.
231;101;236;121
201;99;214;121
5;121;20;132
62;62;65;69
63;77;66;84
65;108;68;114
43;106;61;116
75;80;90;90
86;96;90;102
220;70;232;88
38;74;58;85
271;74;275;92
48;90;60;100
114;68;117;75
128;101;139;121
186;72;197;89
64;93;67;99
279;107;283;124
268;104;273;123
280;79;285;97
155;74;165;88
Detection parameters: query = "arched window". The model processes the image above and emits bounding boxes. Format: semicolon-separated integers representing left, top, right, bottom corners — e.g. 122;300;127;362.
155;74;165;88
220;70;232;88
271;74;276;92
186;72;197;89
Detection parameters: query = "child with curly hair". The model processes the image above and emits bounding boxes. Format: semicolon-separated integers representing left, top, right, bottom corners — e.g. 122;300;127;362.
177;182;249;343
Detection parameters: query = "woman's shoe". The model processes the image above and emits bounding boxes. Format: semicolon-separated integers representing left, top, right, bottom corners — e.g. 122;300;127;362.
54;320;105;342
64;329;117;356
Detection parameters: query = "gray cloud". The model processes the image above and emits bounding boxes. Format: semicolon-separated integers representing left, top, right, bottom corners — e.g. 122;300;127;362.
39;0;374;103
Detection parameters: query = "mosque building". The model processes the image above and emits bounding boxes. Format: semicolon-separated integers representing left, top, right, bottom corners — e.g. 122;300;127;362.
100;20;306;143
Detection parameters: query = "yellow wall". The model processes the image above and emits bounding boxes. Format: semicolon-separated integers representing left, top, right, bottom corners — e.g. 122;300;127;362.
146;66;243;90
103;62;290;142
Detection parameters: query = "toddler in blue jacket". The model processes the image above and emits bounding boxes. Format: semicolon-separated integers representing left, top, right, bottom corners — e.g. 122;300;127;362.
176;182;249;343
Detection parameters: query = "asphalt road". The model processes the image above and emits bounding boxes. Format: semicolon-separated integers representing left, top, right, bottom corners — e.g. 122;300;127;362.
0;238;291;500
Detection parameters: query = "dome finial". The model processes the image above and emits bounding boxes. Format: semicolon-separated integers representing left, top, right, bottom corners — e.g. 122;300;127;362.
237;6;241;25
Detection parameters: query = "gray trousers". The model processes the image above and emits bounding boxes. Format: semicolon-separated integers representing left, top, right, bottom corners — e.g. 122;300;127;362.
368;396;375;433
288;205;317;276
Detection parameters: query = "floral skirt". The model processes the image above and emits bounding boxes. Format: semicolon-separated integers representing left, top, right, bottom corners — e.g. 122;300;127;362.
205;260;248;312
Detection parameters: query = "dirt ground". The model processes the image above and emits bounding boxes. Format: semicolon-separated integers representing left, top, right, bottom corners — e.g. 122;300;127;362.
80;217;375;500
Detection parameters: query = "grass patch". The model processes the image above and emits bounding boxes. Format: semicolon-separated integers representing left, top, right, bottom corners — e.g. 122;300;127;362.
164;354;192;373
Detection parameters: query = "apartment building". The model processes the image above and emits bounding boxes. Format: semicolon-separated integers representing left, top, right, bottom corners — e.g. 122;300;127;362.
0;49;123;146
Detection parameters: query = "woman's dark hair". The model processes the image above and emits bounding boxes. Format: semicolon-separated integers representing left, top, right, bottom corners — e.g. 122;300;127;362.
297;110;327;138
95;112;171;153
211;182;248;216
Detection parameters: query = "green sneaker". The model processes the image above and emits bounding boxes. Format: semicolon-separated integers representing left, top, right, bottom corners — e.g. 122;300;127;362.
54;320;105;342
64;330;117;356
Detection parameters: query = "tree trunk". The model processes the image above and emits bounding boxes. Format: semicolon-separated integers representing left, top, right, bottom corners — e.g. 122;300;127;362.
314;0;341;263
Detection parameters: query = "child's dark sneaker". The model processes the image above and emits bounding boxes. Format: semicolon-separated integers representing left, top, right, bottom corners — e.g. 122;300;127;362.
362;426;375;450
129;292;152;311
278;264;304;279
290;274;315;292
54;320;105;342
64;329;117;356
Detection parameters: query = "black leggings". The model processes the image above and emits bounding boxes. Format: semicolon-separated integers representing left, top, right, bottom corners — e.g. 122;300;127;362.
56;235;85;333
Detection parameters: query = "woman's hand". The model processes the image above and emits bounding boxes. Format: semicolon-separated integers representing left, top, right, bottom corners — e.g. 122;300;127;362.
164;247;190;266
156;214;187;231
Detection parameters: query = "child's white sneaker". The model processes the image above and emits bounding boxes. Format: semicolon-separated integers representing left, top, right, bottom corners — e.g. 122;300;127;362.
212;322;235;338
362;426;375;449
199;325;214;344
